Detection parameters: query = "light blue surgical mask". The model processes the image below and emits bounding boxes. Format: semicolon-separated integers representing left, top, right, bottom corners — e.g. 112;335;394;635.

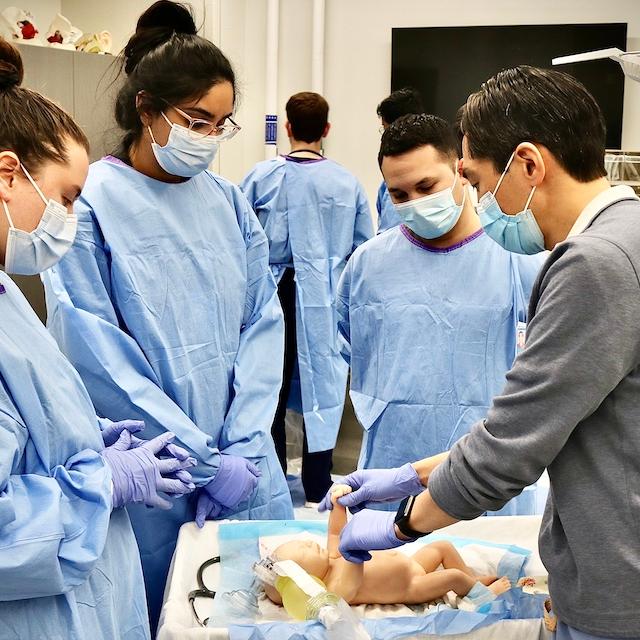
149;112;219;177
393;171;466;239
2;164;77;275
476;151;545;255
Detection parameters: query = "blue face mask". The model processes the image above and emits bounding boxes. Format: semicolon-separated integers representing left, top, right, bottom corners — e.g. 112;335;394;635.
2;163;77;276
476;151;545;255
149;112;219;178
393;171;465;239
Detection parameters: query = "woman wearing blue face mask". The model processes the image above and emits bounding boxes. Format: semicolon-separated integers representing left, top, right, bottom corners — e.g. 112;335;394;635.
42;0;293;630
0;37;197;640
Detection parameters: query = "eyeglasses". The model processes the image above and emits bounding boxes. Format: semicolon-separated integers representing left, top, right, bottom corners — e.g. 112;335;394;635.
165;102;241;141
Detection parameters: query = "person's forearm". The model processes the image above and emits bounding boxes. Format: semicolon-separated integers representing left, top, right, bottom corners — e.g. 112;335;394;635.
393;490;458;540
411;452;449;486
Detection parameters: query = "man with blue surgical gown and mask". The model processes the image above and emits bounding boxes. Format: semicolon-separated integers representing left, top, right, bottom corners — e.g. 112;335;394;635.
42;1;293;629
331;113;546;515
0;36;196;640
241;92;373;504
375;88;425;233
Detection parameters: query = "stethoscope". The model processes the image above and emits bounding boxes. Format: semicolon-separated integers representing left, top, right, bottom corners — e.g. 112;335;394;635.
188;556;220;627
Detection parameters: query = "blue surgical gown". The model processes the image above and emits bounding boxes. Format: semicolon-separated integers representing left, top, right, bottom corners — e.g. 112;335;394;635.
376;181;401;233
337;225;546;514
0;272;149;640
241;156;373;452
43;158;293;625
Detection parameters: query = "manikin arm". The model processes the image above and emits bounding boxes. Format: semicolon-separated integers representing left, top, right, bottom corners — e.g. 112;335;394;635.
325;485;364;602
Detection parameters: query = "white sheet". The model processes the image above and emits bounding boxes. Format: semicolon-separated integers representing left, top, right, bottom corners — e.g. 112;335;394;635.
157;516;550;640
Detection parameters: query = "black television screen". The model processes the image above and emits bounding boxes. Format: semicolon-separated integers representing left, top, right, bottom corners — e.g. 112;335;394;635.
391;23;627;149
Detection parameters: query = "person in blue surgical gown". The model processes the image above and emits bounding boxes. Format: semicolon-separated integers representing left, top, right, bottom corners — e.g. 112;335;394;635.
0;36;195;640
42;2;293;629
335;114;546;514
375;88;425;233
241;92;373;503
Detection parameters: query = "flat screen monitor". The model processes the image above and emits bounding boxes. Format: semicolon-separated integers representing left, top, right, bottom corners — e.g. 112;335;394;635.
391;23;627;149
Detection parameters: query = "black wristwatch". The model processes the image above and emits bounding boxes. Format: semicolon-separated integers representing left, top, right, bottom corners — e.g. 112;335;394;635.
394;495;430;539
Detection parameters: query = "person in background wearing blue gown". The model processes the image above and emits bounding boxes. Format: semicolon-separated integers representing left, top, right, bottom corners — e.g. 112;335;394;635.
375;88;424;233
43;1;293;630
0;37;196;640
241;92;373;505
333;113;546;515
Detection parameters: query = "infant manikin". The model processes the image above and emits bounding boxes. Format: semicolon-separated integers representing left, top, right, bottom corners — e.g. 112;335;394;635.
264;485;511;607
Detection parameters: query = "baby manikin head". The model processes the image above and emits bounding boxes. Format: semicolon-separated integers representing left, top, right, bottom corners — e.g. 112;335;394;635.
263;540;330;604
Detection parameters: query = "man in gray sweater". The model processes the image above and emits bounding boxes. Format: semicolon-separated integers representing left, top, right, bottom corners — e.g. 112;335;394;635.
322;66;640;639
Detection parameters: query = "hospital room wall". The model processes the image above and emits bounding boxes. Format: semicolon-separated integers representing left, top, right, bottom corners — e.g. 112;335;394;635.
215;0;640;213
54;0;640;210
60;0;208;50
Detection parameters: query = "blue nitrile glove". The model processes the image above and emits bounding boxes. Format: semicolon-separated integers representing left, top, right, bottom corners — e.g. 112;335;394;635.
101;430;196;510
100;419;192;461
338;510;408;563
202;453;261;510
318;463;424;513
195;491;223;528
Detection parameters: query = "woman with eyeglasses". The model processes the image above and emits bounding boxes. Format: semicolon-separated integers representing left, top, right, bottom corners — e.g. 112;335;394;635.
43;0;293;628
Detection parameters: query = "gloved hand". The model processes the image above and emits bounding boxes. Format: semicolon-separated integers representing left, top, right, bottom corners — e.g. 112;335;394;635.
202;453;261;511
100;419;192;461
318;463;424;513
195;491;223;528
338;510;407;563
101;420;144;446
101;430;196;510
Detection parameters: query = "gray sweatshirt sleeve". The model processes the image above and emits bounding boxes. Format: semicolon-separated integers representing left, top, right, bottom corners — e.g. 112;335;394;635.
429;236;640;519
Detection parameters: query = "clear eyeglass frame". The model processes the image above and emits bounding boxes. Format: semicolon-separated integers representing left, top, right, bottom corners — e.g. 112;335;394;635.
166;102;241;142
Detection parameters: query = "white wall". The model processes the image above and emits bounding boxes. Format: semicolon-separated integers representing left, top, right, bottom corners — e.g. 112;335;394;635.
321;0;640;209
61;0;208;54
215;0;640;209
38;0;640;210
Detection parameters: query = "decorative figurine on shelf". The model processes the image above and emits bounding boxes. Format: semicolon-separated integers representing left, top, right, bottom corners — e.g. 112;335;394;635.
75;30;112;55
18;18;37;39
45;14;82;50
47;30;63;45
0;7;40;43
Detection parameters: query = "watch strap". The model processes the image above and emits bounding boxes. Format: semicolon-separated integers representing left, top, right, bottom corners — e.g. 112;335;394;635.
394;494;430;539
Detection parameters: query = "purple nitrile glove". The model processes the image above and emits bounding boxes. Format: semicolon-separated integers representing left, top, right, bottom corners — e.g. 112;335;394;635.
101;420;145;446
130;435;193;463
202;453;261;510
318;463;424;513
338;510;408;563
101;430;196;510
195;491;223;528
100;419;193;462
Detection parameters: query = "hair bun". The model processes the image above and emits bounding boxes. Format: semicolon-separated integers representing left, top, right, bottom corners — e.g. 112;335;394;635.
0;38;24;91
123;1;197;74
136;1;197;36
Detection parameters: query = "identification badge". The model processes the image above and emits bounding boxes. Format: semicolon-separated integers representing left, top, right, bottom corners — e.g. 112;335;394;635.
516;321;527;355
